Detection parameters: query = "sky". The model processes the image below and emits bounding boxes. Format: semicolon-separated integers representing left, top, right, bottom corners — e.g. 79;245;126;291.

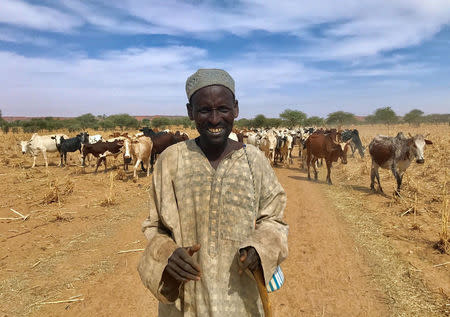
0;0;449;119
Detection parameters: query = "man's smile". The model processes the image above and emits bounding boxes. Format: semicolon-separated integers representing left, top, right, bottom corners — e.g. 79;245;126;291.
207;127;225;135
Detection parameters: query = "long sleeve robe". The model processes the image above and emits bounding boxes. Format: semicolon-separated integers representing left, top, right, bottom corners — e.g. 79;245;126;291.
138;139;288;316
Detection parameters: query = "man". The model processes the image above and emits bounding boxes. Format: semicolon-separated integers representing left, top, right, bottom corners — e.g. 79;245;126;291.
138;69;288;316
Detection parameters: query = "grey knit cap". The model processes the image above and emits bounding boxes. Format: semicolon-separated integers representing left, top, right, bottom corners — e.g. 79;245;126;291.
185;68;235;100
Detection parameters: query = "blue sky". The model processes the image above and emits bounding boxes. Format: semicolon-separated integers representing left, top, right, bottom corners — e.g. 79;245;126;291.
1;0;449;118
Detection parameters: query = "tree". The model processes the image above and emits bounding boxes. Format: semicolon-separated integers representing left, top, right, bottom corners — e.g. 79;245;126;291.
104;114;139;130
76;113;98;129
174;117;192;128
252;114;267;128
423;114;450;124
373;107;398;126
234;118;251;128
364;115;377;125
151;117;171;129
403;109;424;126
141;118;150;126
266;118;283;128
326;111;356;125
279;109;307;127
304;116;324;126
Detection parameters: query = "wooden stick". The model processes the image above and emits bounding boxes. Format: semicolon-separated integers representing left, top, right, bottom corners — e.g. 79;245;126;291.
117;248;144;254
35;298;84;305
0;217;23;221
253;267;272;317
400;208;413;217
10;208;29;220
10;208;26;218
433;261;450;268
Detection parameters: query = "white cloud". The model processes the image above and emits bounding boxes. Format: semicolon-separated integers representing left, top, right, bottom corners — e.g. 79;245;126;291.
0;45;331;117
0;0;82;32
2;1;450;60
107;0;450;59
0;27;54;46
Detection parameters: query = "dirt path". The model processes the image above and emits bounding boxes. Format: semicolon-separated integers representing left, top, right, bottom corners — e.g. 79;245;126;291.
270;166;389;316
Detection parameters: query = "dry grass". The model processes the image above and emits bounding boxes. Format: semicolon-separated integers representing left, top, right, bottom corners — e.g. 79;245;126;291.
329;124;450;253
41;178;74;205
114;169;127;181
435;169;449;254
99;172;117;207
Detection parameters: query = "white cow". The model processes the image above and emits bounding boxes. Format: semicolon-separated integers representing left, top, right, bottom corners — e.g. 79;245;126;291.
228;132;238;141
265;130;277;164
245;132;260;147
123;137;153;179
19;133;68;168
286;134;294;164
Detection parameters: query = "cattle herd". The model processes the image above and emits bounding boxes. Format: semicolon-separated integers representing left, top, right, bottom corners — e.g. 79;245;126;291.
17;126;432;194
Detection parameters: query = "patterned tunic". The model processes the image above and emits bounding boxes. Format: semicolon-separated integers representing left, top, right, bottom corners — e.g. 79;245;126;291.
138;139;288;317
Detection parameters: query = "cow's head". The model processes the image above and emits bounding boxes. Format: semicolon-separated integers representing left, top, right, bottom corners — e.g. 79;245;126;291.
123;138;131;161
80;132;89;144
409;134;432;164
19;141;29;154
339;141;350;164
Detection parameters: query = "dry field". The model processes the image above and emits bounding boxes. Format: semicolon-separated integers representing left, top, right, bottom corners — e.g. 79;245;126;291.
0;124;448;316
314;124;450;315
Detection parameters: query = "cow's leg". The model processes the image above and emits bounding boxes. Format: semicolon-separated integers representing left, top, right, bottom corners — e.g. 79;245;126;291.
42;150;48;168
312;158;318;180
390;165;401;195
370;160;376;190
140;161;147;172
350;143;356;157
307;153;311;179
32;155;37;168
326;160;332;185
104;157;108;173
150;153;156;173
64;152;68;166
82;155;86;167
94;157;102;173
146;156;151;177
398;173;404;192
370;161;383;193
375;167;383;193
133;158;141;179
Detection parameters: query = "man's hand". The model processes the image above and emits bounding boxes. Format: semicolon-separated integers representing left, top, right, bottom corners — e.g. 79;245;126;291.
164;244;202;283
238;246;261;274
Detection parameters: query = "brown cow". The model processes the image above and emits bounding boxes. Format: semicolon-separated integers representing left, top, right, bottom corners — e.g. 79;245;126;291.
82;140;124;173
305;133;349;184
369;133;432;194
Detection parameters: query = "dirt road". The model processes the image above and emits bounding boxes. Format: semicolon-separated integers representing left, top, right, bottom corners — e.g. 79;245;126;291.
0;156;447;316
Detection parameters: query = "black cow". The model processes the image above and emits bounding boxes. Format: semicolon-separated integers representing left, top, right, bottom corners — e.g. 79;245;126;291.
52;133;88;167
341;129;365;158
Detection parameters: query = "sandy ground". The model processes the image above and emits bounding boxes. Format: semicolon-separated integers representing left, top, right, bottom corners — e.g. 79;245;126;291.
0;140;449;316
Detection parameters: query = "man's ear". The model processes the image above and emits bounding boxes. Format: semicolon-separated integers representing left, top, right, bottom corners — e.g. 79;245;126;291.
186;103;194;120
233;99;239;119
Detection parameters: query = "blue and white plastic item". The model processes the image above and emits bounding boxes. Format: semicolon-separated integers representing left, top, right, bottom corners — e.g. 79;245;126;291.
267;265;284;292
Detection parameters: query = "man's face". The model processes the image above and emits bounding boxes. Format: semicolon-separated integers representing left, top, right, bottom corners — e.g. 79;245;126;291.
187;85;238;146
